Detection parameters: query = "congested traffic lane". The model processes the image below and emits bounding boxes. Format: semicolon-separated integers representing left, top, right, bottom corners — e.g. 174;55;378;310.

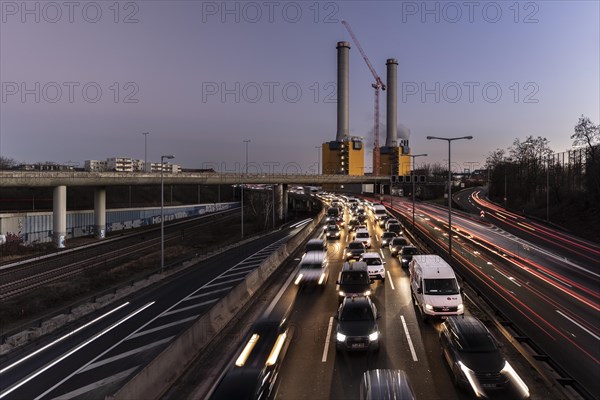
0;225;307;400
276;206;473;400
384;196;599;397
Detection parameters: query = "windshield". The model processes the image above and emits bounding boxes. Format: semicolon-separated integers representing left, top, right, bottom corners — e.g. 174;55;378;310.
382;233;395;238
340;303;374;321
301;262;322;269
340;271;368;284
348;242;364;250
424;278;459;295
363;257;382;266
327;226;339;232
402;247;418;255
391;238;407;246
356;233;369;239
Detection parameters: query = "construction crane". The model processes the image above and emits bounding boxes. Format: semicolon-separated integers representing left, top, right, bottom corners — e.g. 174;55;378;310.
341;20;385;176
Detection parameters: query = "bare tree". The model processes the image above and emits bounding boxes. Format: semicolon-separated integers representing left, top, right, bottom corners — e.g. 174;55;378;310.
572;115;599;158
485;148;506;168
0;156;17;170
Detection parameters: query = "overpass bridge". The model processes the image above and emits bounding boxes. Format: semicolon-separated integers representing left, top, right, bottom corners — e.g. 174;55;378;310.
0;171;390;187
0;171;390;247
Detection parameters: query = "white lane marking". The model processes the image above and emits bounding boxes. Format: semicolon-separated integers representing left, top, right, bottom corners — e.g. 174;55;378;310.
51;366;139;400
400;316;418;362
79;337;173;373
556;310;600;341
0;302;130;375
220;269;253;279
379;249;385;259
263;264;299;318
161;299;218;317
537;269;573;288
0;302;154;400
493;268;516;284
185;287;231;301
507;276;522;287
128;316;198;339
204;276;246;288
322;317;334;363
387;271;395;290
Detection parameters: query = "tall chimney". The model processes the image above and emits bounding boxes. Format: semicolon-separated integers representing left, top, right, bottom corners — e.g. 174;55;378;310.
336;41;350;142
386;58;398;147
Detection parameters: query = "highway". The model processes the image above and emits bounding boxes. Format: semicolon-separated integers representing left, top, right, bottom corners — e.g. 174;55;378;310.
0;224;308;400
269;203;539;400
384;191;600;398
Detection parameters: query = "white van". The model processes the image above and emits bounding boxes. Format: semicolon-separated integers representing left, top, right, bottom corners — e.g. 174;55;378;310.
371;204;387;220
409;255;464;320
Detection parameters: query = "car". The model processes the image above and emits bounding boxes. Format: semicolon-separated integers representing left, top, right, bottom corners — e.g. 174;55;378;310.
336;261;372;301
385;218;400;230
360;369;416;400
399;245;418;268
360;252;386;281
304;238;326;253
295;251;329;287
334;215;345;227
387;223;403;235
440;316;530;399
345;241;366;261
389;237;409;256
209;318;291;400
377;214;391;228
347;219;360;232
354;228;371;248
335;296;380;352
380;231;397;247
325;224;341;240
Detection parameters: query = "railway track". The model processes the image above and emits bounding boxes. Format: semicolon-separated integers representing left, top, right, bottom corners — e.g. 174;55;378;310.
0;209;239;301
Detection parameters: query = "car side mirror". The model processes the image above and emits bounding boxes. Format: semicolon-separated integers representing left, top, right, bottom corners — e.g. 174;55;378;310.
460;288;464;295
376;313;381;319
333;314;338;320
370;279;375;284
335;280;340;284
382;261;386;265
417;287;423;294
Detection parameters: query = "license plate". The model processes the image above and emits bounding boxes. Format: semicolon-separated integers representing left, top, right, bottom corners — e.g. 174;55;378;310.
351;343;365;349
482;384;497;389
440;316;448;320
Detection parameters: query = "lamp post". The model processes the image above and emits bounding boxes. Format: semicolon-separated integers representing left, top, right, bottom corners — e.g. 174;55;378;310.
410;153;428;229
315;145;321;175
160;154;174;273
426;136;473;258
546;156;550;223
242;139;251;238
142;132;149;172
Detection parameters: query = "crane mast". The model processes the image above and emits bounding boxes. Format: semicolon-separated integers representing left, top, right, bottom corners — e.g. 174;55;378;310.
341;20;385;176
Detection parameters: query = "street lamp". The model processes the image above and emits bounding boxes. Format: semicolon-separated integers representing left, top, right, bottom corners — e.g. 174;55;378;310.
160;154;174;273
426;136;473;258
242;139;251;238
409;153;428;229
142;132;149;172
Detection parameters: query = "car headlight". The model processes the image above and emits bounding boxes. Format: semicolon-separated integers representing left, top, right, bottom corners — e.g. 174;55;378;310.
339;291;345;296
336;332;346;342
501;361;530;398
369;331;379;341
425;304;433;310
364;290;371;296
459;361;484;398
346;252;352;256
457;303;464;311
401;258;408;262
335;232;340;236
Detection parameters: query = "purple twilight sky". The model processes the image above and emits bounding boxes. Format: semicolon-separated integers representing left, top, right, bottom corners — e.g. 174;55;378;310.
1;1;598;174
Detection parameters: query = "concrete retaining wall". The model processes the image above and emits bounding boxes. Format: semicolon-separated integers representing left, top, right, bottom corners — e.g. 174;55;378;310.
111;212;323;400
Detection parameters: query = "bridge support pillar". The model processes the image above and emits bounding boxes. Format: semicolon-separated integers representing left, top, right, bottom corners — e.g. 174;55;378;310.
94;187;106;239
53;185;67;248
275;184;288;221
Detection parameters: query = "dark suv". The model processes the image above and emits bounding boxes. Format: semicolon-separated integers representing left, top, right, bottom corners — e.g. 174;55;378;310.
440;316;530;399
399;246;418;268
345;241;366;261
336;262;372;302
335;296;380;352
